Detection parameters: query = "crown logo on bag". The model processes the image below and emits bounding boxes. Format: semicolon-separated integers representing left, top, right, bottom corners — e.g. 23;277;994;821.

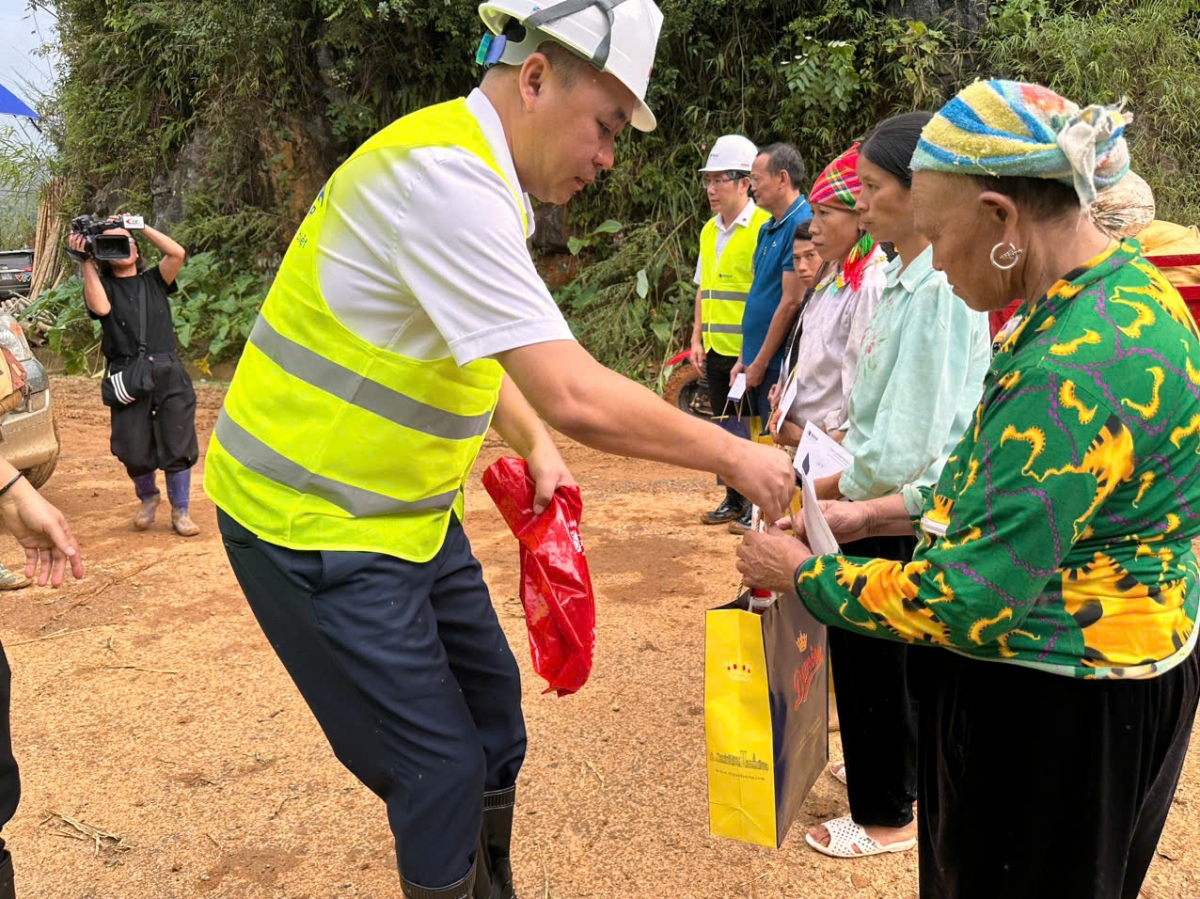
796;632;808;653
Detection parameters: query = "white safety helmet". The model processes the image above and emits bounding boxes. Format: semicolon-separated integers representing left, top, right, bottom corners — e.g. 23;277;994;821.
477;0;665;132
699;135;758;174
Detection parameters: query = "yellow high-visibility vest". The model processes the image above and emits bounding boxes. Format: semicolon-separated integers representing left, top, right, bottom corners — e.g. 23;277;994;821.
204;99;522;562
699;206;770;356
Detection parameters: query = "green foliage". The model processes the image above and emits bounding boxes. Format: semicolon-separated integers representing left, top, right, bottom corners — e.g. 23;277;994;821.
21;251;268;374
38;0;1200;381
982;0;1200;225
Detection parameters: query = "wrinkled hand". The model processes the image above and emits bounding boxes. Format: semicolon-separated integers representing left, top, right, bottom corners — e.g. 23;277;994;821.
745;358;768;388
722;441;794;524
525;444;576;516
813;472;844;501
728;359;745;387
736;526;811;596
689;339;705;376
768;406;784;442
789;499;873;546
0;479;83;587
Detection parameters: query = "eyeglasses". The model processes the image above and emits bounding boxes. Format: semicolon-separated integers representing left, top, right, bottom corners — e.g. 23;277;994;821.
704;175;739;189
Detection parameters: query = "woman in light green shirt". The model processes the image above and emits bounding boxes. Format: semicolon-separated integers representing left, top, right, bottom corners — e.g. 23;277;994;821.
804;112;990;861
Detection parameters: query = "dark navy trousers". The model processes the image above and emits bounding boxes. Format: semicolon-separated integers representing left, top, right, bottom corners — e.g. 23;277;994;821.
218;511;526;888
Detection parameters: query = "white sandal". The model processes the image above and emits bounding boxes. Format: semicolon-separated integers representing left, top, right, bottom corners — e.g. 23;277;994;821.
805;815;916;858
829;761;847;786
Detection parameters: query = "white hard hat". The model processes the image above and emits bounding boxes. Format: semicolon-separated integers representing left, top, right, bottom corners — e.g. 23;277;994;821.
478;0;664;132
700;135;758;173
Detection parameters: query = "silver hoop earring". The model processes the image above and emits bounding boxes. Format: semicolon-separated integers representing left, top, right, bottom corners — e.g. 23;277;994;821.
991;242;1024;270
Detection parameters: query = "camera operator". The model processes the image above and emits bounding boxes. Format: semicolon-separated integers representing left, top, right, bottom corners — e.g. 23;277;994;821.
68;222;200;537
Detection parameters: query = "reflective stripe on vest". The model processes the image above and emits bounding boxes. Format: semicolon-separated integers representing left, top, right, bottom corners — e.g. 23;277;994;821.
247;316;493;441
698;206;770;356
204;98;519;562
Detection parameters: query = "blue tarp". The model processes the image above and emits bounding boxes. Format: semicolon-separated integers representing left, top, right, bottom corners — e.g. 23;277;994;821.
0;82;38;120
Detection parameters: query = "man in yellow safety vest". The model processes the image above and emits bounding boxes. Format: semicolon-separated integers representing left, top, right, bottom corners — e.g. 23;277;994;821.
689;135;771;527
204;2;793;897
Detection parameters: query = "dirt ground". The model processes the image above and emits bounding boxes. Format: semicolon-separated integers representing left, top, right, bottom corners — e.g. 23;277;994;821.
0;376;1196;899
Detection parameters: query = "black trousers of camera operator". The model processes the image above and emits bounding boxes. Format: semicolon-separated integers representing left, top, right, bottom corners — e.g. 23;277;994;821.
109;354;199;478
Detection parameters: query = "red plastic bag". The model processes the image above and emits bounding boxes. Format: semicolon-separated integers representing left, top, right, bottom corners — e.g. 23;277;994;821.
482;456;596;696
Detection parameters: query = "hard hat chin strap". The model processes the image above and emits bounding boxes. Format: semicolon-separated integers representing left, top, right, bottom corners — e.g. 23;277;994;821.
525;0;629;70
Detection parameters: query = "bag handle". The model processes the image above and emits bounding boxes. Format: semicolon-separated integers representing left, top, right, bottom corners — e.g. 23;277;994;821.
135;276;148;354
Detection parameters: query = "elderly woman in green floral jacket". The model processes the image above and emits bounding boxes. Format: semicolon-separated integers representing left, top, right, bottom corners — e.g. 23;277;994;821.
737;80;1200;899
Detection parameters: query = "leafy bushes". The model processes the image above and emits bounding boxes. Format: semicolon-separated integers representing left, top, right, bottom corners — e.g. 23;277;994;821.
32;0;1200;380
24;251;266;375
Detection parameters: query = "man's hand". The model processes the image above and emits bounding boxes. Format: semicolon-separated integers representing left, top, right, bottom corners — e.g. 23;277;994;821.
745;358;768;388
736;526;812;597
525;443;576;516
689;338;705;376
767;383;780;408
0;479;83;587
67;232;91;260
721;442;794;524
728;358;746;387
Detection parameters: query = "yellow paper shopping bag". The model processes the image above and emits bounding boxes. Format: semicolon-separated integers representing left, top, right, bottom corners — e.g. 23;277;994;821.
705;592;828;848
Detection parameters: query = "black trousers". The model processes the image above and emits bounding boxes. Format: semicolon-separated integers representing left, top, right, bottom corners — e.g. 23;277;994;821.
109;355;198;478
917;643;1200;899
218;511;526;889
829;534;919;829
705;349;743;423
0;644;17;855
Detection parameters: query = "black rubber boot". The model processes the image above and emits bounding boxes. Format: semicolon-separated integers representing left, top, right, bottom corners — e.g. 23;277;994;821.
0;850;14;899
702;487;748;525
402;857;476;899
727;502;754;534
477;787;516;899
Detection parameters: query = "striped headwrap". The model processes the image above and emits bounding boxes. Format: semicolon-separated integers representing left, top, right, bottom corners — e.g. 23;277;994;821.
810;143;876;291
910;80;1131;208
810;143;862;209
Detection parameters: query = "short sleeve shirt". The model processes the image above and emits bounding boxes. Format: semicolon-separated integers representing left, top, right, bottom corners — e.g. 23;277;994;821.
90;265;179;360
741;195;811;368
314;89;574;365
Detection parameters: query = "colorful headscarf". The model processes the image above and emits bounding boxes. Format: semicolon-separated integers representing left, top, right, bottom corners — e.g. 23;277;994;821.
910;80;1131;208
1091;171;1156;240
810;143;876;291
810;143;862;209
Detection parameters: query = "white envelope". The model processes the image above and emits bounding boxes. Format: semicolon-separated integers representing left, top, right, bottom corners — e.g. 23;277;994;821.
801;472;840;556
726;372;747;402
794;420;854;480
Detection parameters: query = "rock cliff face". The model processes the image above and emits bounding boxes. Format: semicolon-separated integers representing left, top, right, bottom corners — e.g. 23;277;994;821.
886;0;986;34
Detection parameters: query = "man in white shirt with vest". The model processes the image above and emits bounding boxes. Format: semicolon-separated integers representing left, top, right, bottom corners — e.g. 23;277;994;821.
689;135;770;526
204;2;793;898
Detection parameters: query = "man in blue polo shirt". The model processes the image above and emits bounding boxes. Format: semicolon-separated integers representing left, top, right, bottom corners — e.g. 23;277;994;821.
729;143;810;530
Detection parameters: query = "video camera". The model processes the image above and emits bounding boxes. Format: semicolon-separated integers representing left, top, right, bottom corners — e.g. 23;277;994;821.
67;213;146;262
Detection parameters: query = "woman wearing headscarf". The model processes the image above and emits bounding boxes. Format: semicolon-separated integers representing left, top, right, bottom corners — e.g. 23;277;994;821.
771;144;889;449
802;113;992;860
738;80;1200;898
1091;171;1200;291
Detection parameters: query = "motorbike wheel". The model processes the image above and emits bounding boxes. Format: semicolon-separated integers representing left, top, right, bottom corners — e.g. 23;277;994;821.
662;364;712;420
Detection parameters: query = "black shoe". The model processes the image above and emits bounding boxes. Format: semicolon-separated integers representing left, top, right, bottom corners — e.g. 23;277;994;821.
476;787;517;899
701;488;748;525
728;504;754;534
0;850;12;899
403;858;476;899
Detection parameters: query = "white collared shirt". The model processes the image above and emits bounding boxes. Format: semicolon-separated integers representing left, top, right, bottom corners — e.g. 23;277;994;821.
692;200;759;285
314;89;574;365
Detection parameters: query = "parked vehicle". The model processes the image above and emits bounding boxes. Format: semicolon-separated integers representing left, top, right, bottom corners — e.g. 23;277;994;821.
0;313;57;488
0;250;34;302
661;349;712;420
